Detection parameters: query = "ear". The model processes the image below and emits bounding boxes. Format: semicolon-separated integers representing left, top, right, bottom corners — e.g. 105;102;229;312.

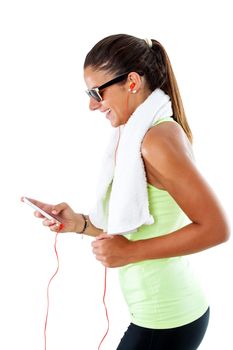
128;72;143;92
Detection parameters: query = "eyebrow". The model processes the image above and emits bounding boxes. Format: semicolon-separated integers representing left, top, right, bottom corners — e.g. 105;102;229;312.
89;83;102;90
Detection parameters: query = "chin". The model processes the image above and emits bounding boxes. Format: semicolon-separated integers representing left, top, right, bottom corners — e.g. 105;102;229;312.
109;117;119;128
112;121;122;128
108;113;124;128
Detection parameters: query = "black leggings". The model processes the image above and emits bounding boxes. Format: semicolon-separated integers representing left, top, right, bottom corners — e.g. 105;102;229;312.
116;307;210;350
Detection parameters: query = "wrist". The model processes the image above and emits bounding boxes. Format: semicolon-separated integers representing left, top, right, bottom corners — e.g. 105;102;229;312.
75;213;88;233
79;214;89;233
74;213;103;237
127;239;146;264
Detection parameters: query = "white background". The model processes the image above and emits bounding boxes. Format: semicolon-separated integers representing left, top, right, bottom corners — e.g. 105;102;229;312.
0;0;232;349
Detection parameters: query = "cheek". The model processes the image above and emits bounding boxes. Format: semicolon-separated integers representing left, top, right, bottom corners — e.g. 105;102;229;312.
106;90;129;121
112;97;127;117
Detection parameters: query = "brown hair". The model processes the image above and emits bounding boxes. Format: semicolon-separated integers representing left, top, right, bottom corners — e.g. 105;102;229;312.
84;34;193;143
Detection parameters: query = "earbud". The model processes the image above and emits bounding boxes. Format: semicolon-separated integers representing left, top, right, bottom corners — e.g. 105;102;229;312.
129;82;136;91
128;82;137;93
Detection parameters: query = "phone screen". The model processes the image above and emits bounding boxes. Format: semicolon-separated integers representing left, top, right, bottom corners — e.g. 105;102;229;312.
22;197;61;223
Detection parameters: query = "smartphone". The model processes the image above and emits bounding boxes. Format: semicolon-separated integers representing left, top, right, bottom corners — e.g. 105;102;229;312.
22;197;61;223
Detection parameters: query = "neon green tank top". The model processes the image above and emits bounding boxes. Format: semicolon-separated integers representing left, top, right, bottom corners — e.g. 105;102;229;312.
105;117;208;329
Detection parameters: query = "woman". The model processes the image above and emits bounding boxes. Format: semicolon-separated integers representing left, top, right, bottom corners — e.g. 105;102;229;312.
31;34;230;349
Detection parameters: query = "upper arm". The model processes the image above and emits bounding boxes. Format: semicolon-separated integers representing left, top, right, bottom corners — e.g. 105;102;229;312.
141;122;229;236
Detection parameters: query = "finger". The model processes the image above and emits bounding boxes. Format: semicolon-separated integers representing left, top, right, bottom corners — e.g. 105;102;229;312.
34;210;45;218
49;222;61;232
93;251;103;260
96;233;112;240
92;237;109;249
43;218;56;227
92;240;100;248
51;202;68;215
92;242;100;253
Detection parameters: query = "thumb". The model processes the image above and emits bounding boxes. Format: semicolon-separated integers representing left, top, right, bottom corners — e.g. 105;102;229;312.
96;233;113;240
51;202;68;215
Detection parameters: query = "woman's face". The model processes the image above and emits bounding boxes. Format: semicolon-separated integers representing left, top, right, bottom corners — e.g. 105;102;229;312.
84;66;149;128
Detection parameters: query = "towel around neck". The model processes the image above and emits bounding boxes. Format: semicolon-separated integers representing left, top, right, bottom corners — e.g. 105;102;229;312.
89;88;173;235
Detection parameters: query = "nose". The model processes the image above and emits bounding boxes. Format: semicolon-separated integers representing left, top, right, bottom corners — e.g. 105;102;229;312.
89;97;101;111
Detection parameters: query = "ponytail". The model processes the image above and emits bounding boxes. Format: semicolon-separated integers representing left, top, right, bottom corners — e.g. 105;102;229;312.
152;40;193;143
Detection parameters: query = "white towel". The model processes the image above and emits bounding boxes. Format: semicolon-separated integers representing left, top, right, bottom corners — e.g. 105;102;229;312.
89;88;173;235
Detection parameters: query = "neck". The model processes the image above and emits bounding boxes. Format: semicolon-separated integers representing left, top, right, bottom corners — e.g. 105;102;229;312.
126;88;152;122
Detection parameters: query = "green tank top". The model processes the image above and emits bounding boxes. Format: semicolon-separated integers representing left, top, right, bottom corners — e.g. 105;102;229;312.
105;117;208;329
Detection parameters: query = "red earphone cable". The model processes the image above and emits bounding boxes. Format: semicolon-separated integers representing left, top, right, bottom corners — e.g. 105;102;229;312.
97;106;125;348
97;267;109;350
44;223;64;350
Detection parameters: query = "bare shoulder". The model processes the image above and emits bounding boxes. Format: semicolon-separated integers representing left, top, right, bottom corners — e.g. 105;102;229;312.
142;121;194;162
141;120;230;240
142;120;231;250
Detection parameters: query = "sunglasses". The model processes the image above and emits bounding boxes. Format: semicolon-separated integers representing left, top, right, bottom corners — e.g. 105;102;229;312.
85;72;130;102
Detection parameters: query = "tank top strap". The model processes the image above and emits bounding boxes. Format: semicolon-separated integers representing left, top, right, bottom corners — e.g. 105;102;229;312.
151;116;176;127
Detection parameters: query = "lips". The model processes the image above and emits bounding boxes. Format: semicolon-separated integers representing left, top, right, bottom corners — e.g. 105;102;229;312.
99;108;112;119
105;109;111;118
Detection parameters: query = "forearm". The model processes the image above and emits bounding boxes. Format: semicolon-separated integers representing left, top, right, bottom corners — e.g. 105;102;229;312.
75;213;104;237
130;221;229;263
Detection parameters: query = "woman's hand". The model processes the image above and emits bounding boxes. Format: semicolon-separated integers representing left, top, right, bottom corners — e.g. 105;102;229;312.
22;197;84;233
91;233;134;268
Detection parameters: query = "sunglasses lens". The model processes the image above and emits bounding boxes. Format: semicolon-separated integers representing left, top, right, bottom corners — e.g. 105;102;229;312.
86;90;102;102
